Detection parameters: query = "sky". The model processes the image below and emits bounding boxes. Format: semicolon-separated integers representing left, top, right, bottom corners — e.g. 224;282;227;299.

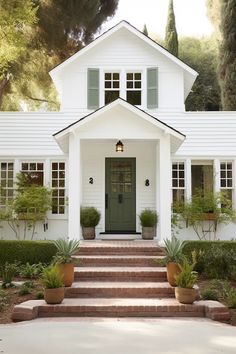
102;0;214;38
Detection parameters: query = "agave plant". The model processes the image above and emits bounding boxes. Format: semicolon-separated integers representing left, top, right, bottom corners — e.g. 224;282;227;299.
164;237;185;263
53;238;80;264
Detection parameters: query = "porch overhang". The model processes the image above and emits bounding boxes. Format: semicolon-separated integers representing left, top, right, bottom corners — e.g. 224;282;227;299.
53;99;185;153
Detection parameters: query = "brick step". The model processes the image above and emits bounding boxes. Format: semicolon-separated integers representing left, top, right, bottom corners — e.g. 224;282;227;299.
75;255;164;267
74;267;167;282
65;281;175;298
77;241;165;256
12;298;230;322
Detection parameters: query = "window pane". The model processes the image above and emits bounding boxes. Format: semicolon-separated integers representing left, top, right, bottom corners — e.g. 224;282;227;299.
113;81;119;89
105;73;111;80
191;164;213;196
173;189;185;203
127;91;141;105
127;81;133;89
135;81;141;89
113;73;119;80
127;73;133;80
105;81;111;88
135;73;141;80
105;91;119;104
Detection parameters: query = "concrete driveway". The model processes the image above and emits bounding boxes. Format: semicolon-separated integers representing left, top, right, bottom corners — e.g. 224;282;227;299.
0;318;236;354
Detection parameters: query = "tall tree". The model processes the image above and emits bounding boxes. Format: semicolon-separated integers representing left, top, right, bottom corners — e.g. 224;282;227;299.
143;24;149;36
1;0;119;111
165;0;178;57
0;0;37;107
207;0;236;110
179;37;221;111
218;0;236;110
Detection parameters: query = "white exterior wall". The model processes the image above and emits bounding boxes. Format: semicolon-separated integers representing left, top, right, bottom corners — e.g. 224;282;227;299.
81;141;156;235
60;28;185;112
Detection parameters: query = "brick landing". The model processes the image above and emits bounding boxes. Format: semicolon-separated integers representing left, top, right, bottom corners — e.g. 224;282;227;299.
12;240;230;323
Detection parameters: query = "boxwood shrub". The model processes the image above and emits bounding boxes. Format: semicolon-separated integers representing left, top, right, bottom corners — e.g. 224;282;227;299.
183;241;236;280
0;240;57;266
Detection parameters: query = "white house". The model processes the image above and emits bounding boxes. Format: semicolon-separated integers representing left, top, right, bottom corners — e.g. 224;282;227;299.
1;21;236;242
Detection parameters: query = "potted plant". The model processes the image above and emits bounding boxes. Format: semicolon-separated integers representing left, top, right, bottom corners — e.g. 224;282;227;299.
41;265;64;304
139;209;158;239
175;258;198;304
53;238;80;287
163;237;185;286
80;207;101;239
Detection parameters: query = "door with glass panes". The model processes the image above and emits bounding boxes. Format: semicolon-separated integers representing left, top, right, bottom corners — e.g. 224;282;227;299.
105;158;136;232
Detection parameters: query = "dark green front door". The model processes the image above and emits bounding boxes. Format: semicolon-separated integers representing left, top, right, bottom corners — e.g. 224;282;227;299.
105;158;136;232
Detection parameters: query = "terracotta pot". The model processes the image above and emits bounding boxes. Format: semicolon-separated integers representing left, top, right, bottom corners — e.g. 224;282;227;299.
166;262;181;286
175;287;197;304
57;263;74;287
44;287;64;304
142;227;156;240
82;227;96;240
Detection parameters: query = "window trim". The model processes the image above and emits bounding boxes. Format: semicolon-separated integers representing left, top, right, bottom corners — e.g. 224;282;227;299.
103;71;121;105
171;161;186;203
0;161;14;208
125;71;143;106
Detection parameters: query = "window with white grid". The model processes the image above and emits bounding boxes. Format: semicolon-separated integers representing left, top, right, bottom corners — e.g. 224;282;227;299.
0;162;14;207
220;162;233;201
21;162;44;186
172;162;185;203
51;162;66;214
104;72;120;105
126;72;142;105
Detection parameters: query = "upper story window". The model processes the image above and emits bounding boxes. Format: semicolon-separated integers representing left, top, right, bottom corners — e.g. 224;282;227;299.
21;162;44;186
126;72;142;105
104;72;120;104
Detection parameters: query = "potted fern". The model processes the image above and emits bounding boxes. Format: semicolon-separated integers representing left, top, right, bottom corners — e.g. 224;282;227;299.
175;258;198;304
42;265;64;304
139;209;158;239
80;207;101;239
163;237;185;286
53;238;80;287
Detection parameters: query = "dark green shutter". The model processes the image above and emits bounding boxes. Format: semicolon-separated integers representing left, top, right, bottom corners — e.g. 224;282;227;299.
87;68;100;109
147;67;158;109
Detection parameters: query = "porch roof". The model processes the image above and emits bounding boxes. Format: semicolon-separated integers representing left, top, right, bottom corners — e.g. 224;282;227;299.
53;99;185;153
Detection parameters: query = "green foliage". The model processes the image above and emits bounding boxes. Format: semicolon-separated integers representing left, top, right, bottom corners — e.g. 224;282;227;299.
163;237;185;263
0;262;19;288
218;0;236;110
179;36;221;111
175;258;198;289
165;0;178;57
139;209;158;227
0;172;52;240
201;287;219;301
0;240;57;266
183;241;236;280
222;283;236;309
41;265;63;289
80;207;101;228
18;280;34;296
174;189;236;240
20;262;45;279
53;238;80;264
36;291;44;299
0;290;8;311
1;0;119;110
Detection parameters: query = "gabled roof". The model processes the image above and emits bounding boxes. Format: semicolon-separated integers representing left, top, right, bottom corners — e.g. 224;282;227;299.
49;21;198;99
53;98;185;153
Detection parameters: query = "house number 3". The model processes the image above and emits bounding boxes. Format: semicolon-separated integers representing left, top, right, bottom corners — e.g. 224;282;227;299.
89;177;94;184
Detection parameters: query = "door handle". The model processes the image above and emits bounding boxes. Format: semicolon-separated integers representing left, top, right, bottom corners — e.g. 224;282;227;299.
105;194;108;209
118;194;123;204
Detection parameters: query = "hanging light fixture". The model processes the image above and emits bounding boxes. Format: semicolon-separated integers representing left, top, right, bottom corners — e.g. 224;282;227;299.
116;140;124;152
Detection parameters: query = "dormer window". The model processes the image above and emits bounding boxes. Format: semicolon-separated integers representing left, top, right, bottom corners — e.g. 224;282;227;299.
126;72;142;105
104;72;120;104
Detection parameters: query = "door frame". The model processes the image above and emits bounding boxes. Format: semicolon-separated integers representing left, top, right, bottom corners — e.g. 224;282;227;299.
105;157;136;233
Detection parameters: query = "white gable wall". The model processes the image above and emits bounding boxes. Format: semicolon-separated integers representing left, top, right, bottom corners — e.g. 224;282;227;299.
59;28;185;112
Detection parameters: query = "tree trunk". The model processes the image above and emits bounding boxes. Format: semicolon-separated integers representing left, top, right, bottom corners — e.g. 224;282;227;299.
0;76;10;108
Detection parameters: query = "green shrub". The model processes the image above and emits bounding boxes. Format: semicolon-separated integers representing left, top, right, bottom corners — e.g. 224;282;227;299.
0;262;19;288
20;262;45;279
0;290;8;311
183;241;236;280
19;285;31;296
201;288;219;301
36;291;44;299
139;209;158;227
80;207;101;227
0;240;57;266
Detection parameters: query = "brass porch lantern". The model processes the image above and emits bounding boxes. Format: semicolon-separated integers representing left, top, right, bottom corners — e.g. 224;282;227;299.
115;140;124;152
